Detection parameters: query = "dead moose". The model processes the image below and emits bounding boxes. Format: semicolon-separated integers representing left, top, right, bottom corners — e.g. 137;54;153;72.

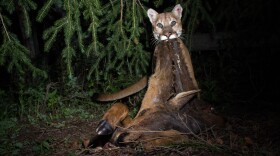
85;39;225;150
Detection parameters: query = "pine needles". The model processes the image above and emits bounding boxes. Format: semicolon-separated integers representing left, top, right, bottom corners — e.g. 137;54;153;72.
0;0;217;117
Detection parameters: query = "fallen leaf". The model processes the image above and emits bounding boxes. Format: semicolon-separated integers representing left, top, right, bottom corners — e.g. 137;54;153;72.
244;137;254;146
216;138;224;145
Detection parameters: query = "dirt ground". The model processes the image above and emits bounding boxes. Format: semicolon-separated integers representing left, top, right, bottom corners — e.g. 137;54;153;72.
13;103;279;156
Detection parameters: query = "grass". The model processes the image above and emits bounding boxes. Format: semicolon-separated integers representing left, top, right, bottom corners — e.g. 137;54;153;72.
0;75;279;155
0;102;279;155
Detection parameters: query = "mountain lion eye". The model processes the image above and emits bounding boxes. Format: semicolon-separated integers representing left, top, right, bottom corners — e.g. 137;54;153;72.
171;21;176;27
157;23;163;29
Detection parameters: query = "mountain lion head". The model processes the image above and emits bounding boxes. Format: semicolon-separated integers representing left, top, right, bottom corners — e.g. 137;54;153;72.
147;4;183;41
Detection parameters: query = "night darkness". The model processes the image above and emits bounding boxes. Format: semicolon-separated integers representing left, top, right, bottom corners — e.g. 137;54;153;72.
0;0;280;155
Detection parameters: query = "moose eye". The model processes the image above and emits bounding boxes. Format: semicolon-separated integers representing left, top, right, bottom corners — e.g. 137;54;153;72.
171;21;176;27
157;23;163;29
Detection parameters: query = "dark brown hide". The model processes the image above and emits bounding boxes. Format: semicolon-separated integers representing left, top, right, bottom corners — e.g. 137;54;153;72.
167;39;197;92
111;98;224;148
90;39;224;149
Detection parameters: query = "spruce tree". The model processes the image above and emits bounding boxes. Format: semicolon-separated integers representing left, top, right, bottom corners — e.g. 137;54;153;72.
0;0;216;115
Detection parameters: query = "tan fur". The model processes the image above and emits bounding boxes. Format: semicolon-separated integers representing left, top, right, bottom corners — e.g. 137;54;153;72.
101;103;129;129
117;129;188;150
89;4;225;150
97;39;218;149
96;76;148;101
177;39;199;89
147;4;183;41
96;4;198;102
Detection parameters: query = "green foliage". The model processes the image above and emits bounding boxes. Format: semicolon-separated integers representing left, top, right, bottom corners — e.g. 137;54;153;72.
32;140;52;155
1;1;272;154
16;81;104;121
36;0;150;84
0;117;53;155
0;40;46;78
0;118;21;155
0;9;46;78
0;0;223;121
42;18;66;52
36;0;55;22
0;1;226;127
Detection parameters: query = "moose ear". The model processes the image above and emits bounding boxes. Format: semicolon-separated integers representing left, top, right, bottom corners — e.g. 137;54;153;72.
172;4;183;19
147;8;158;23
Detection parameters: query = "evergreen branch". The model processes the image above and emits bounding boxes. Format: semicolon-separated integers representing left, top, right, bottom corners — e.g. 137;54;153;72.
65;0;73;45
86;42;104;57
43;18;66;52
25;0;37;10
120;0;123;22
63;0;75;78
44;28;58;52
130;55;137;73
120;0;124;36
73;1;85;53
83;0;102;56
87;52;104;80
1;0;15;14
154;0;163;8
132;0;136;31
62;46;75;78
116;59;124;70
22;7;31;37
89;8;98;56
0;41;8;65
36;0;54;22
108;0;117;12
136;0;146;12
1;39;47;78
0;12;11;41
187;1;199;50
126;0;137;51
15;40;46;78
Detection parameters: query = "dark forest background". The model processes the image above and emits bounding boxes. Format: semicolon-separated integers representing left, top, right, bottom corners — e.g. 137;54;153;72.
0;0;279;155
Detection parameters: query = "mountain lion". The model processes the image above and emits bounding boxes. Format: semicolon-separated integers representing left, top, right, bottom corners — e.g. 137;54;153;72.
86;4;224;150
96;4;198;102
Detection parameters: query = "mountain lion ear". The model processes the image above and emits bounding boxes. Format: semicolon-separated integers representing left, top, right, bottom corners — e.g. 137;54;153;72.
172;4;183;19
147;8;158;23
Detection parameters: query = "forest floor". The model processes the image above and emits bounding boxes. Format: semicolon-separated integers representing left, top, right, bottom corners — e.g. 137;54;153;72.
2;101;280;156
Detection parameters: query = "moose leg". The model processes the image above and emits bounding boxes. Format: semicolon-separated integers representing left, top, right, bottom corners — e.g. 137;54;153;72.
177;38;199;90
142;130;189;150
96;102;130;135
84;103;131;148
115;129;188;150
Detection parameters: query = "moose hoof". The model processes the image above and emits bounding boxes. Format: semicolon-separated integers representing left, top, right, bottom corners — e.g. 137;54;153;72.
113;132;129;146
96;120;114;135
